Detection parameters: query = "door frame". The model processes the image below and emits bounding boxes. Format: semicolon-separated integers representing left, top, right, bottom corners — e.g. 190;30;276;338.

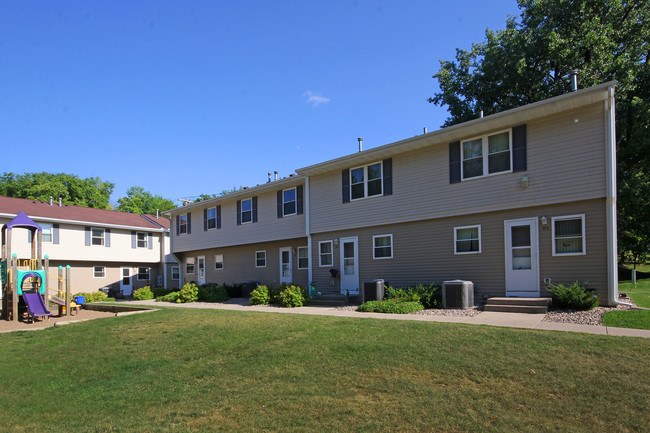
279;247;293;284
120;266;132;295
339;236;359;295
197;255;206;285
504;217;540;297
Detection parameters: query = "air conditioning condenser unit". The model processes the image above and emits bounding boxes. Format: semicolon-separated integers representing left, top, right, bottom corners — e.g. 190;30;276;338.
442;280;474;309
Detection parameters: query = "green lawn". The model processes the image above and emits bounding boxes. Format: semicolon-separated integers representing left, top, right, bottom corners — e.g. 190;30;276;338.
601;279;650;329
1;308;649;433
619;279;650;308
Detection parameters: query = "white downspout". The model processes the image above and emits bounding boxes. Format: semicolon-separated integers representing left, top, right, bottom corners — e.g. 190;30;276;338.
305;176;312;288
605;85;620;306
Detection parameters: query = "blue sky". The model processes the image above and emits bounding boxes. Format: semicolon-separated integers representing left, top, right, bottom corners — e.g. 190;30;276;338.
0;0;520;206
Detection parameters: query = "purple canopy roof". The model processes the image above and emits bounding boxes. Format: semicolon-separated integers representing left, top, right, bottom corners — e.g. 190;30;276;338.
4;211;42;231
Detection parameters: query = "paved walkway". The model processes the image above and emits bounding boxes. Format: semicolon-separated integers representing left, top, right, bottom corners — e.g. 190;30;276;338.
125;299;650;338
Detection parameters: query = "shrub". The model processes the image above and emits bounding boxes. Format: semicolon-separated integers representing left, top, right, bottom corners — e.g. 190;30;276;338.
384;283;441;309
133;286;154;301
152;287;174;298
547;281;598;310
223;283;243;298
157;291;180;303
179;283;199;303
198;285;229;303
358;299;424;314
250;285;270;305
75;291;108;303
105;297;116;302
268;286;281;304
278;284;305;308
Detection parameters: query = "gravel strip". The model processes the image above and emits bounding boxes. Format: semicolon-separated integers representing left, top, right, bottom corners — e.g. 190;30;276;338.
543;297;635;326
334;305;482;317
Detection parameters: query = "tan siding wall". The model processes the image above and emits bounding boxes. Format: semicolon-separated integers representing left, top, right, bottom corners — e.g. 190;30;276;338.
311;199;609;304
176;237;309;289
309;103;607;233
172;187;306;252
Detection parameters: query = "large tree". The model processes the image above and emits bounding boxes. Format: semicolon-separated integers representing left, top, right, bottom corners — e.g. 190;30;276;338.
0;172;114;209
116;186;176;215
430;0;650;264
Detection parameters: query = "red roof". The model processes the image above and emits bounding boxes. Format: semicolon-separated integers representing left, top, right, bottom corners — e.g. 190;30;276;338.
0;196;169;230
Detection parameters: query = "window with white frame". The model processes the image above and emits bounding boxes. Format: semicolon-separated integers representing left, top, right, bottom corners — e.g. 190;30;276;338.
373;234;393;259
171;266;180;281
462;130;511;179
93;266;105;278
241;198;253;224
91;228;105;246
297;246;308;269
137;267;150;281
552;215;585;255
215;254;224;270
283;188;297;216
179;214;188;234
137;232;147;248
350;162;383;200
455;225;481;254
207;207;217;230
256;251;266;268
41;223;53;243
186;257;195;274
319;241;333;266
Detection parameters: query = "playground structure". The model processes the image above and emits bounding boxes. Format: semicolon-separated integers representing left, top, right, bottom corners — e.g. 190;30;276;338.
1;212;76;322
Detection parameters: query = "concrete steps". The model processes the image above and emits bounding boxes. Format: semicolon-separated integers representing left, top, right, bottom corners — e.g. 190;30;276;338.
310;293;348;307
484;297;551;314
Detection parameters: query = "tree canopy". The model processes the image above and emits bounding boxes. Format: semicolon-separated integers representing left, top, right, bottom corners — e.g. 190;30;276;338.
430;0;650;264
0;172;114;209
115;186;176;215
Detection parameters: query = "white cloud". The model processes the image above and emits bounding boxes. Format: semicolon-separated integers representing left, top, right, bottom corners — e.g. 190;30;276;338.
303;91;330;107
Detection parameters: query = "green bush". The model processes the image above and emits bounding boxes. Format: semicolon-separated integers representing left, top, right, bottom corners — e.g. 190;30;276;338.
133;286;154;301
223;283;243;298
358;299;424;314
547;281;599;310
268;286;281;304
249;285;270;305
75;291;108;303
198;285;229;303
152;287;174;298
179;283;199;303
278;284;305;308
105;297;116;302
385;283;441;309
157;291;180;303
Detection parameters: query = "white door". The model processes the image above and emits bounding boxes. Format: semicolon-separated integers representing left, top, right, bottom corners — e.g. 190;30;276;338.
279;247;292;284
340;237;359;294
505;218;540;296
120;267;132;295
197;256;206;285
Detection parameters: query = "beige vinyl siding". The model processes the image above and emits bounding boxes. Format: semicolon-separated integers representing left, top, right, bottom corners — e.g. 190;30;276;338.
308;103;607;234
311;199;609;304
175;237;308;288
172;188;306;253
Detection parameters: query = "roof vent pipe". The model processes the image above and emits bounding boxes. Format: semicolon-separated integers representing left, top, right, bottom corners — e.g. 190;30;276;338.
268;172;272;183
358;137;363;152
58;197;62;207
49;196;53;206
423;127;427;134
274;171;278;181
480;110;484;118
156;209;159;219
570;69;578;91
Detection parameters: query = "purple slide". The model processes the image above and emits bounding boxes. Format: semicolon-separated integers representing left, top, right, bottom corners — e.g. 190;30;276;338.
22;293;52;323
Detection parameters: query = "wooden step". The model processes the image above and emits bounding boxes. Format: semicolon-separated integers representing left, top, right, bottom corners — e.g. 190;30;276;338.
484;304;548;314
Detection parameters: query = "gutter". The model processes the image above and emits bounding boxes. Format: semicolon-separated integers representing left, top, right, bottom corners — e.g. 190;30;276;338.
605;85;620;306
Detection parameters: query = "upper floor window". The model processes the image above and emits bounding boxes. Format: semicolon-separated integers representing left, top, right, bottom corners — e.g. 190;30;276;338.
462;131;511;180
552;215;585;256
283;188;297;216
241;198;253;224
351;162;382;200
207;207;217;230
179;214;188;235
41;223;53;243
92;228;105;246
137;232;147;248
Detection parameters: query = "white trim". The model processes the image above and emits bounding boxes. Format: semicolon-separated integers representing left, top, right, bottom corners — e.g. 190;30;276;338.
171;266;180;281
460;129;512;181
318;240;333;267
305;176;312;284
196;256;206;285
350;160;383;201
372;234;393;259
504;217;540;296
279;247;293;284
282;187;297;217
339;236;359;294
214;254;224;270
605;86;618;305
91;227;106;246
454;225;482;255
240;198;253;224
551;214;586;256
297;246;309;269
137;266;150;281
93;265;106;279
120;266;132;295
136;231;148;248
206;207;218;230
255;250;267;268
185;257;195;274
40;222;53;243
178;214;189;235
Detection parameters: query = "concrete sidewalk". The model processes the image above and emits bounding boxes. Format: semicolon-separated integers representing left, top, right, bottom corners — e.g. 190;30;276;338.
125;299;650;338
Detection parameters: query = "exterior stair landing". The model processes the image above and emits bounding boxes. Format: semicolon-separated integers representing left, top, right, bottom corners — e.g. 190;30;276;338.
310;293;348;307
484;297;551;314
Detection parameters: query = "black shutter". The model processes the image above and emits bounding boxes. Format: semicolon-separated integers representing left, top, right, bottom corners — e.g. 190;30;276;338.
148;232;153;250
252;196;258;223
53;224;59;244
383;158;393;196
187;213;191;234
28;230;33;243
277;190;283;218
449;141;461;184
217;205;221;229
131;231;137;249
342;169;350;203
203;208;208;231
105;229;111;247
176;215;180;235
85;227;91;246
512;124;527;172
297;185;304;215
236;200;241;225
